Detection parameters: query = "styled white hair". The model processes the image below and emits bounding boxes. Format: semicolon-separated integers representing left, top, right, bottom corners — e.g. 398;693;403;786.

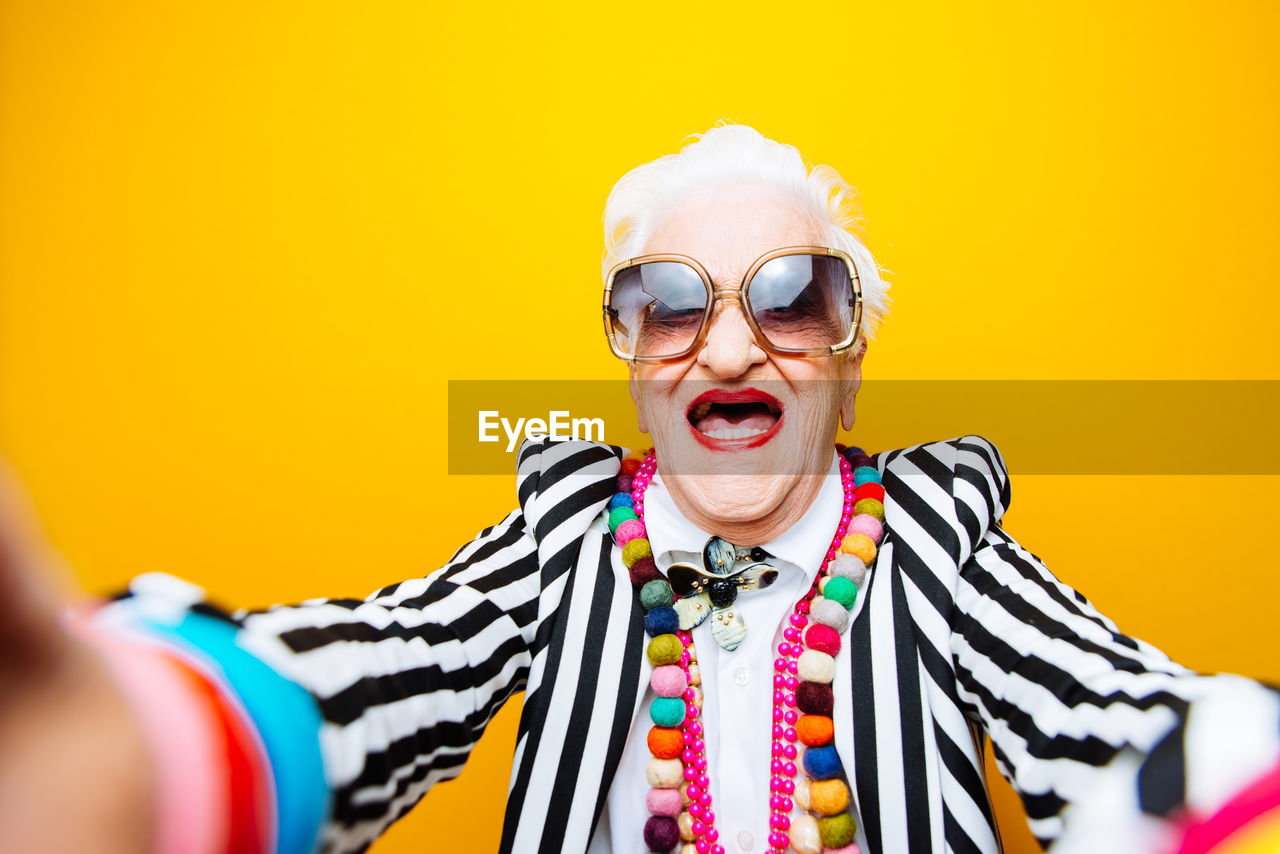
602;124;890;336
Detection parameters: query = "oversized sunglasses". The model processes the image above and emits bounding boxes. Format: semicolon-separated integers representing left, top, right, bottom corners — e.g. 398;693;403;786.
603;246;863;363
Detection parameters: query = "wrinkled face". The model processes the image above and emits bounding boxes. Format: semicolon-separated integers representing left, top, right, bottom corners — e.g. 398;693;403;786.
628;183;864;535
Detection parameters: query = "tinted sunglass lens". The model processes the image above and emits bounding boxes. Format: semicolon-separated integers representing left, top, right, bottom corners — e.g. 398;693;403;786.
747;254;855;350
607;261;708;358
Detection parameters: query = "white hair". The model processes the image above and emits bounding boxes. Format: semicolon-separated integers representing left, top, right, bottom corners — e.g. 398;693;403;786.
602;124;890;336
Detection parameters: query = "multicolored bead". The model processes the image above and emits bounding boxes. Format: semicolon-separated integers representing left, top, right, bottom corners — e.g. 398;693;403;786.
818;812;857;847
796;682;835;716
852;482;884;503
678;810;695;841
793;776;812;811
609;505;639;532
796;715;835;747
641;579;675;610
630;556;664;588
647;635;682;666
647;787;684;816
810;779;850;816
838;533;876;565
804;624;841;656
846;514;883;544
823;577;857;609
788;814;822;854
648;726;684;759
651;665;688;698
801;744;844;780
644;606;680;637
852;498;884;522
852;466;880;486
644;815;681;850
829;553;868;584
809;598;850;634
797;650;837;683
616;518;647;545
646;757;684;788
650;697;686;727
622;537;654;567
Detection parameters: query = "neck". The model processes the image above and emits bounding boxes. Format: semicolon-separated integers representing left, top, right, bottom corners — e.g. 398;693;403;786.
658;469;830;546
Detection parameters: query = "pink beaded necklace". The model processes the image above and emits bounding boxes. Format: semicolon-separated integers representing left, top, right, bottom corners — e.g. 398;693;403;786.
608;447;886;854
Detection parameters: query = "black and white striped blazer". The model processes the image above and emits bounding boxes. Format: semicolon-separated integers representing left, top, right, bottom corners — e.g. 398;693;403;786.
226;435;1268;854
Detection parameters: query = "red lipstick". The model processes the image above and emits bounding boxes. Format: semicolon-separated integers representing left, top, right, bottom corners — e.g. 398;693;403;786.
685;387;785;451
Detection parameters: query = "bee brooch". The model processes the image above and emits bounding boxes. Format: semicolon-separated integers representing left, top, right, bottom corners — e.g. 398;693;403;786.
667;536;779;652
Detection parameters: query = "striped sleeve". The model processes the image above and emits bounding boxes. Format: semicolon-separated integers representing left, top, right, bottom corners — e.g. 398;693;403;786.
947;436;1280;852
104;503;543;854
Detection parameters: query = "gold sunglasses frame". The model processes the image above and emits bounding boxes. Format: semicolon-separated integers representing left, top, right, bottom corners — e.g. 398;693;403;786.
602;245;864;364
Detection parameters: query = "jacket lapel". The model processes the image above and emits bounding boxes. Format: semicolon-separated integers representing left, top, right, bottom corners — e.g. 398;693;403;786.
847;445;940;854
502;514;646;852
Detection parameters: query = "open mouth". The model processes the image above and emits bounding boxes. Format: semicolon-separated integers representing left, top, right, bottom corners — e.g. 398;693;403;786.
686;388;784;447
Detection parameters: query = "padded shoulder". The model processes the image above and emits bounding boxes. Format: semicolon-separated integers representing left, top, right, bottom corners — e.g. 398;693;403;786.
875;434;1011;565
951;434;1011;533
514;437;626;547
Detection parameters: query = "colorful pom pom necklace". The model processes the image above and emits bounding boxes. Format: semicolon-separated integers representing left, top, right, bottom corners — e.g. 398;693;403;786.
608;447;885;854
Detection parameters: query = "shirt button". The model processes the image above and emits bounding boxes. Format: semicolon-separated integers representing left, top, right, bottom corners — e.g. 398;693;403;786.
738;830;755;850
734;667;751;686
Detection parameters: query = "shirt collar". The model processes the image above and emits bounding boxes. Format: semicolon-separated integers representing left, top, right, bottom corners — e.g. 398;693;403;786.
643;451;844;582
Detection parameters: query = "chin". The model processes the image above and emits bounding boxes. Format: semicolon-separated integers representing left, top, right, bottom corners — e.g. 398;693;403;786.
690;472;794;521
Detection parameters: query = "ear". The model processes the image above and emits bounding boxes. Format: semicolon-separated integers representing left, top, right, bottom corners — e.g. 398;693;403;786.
839;336;866;432
628;368;649;434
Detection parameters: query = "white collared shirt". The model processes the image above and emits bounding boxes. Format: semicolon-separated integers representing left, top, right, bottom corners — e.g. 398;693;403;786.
588;451;870;853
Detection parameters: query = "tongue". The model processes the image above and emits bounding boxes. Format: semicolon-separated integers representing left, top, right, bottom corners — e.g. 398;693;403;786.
695;403;778;434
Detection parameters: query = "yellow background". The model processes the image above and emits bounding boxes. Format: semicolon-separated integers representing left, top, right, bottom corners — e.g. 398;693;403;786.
2;2;1278;852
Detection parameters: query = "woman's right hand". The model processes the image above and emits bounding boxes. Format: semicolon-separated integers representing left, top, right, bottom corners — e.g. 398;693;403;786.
0;459;155;854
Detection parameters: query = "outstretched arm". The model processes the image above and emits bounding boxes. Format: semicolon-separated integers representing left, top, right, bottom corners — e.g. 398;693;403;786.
0;451;544;854
0;438;619;854
97;506;542;854
948;439;1280;852
0;459;154;854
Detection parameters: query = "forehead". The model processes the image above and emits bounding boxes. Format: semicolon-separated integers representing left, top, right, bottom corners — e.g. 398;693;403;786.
642;183;825;281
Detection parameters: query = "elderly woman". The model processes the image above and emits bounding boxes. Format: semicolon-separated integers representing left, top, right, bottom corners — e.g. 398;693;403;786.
2;126;1279;854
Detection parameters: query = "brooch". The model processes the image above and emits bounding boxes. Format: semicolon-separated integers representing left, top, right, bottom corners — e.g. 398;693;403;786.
667;536;778;651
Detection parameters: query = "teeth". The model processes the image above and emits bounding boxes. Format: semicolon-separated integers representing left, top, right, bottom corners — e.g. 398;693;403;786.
704;428;768;440
690;401;712;421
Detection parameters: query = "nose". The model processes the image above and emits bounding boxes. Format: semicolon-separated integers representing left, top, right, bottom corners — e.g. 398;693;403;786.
696;296;767;378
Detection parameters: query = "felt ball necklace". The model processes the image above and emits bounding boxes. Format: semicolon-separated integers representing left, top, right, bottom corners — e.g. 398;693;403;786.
608;447;885;854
